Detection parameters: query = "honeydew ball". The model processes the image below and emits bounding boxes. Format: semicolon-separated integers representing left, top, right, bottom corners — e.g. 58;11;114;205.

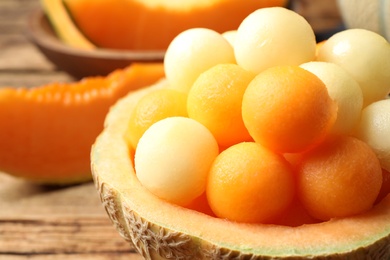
300;61;363;135
164;28;236;93
354;99;390;172
134;116;219;206
317;29;390;106
234;7;316;74
222;30;237;46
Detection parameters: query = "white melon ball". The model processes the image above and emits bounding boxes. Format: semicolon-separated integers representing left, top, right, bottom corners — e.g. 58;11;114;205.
354;99;390;172
300;61;363;135
317;29;390;107
222;30;237;46
135;116;219;206
234;7;316;74
164;28;236;93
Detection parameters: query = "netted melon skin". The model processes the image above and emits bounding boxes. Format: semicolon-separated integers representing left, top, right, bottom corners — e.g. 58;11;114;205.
91;177;390;260
90;82;390;260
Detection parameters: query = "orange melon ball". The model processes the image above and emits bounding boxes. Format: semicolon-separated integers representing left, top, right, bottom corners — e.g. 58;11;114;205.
300;61;363;135
317;29;390;106
315;40;326;57
126;88;188;149
234;7;316;74
376;169;390;204
297;135;383;221
207;142;295;224
164;28;235;93
187;63;255;147
241;65;337;153
185;192;216;217
135;117;219;206
269;198;320;227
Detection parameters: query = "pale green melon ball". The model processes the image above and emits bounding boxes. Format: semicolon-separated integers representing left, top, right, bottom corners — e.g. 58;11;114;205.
222;30;237;46
317;29;390;107
164;28;236;93
234;7;316;74
300;61;363;135
354;99;390;172
134;116;219;206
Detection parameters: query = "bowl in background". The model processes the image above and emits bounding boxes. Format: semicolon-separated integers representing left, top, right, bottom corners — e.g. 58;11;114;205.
27;10;165;79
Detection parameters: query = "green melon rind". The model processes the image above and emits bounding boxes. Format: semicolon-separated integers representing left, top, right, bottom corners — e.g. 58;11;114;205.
91;81;390;259
40;0;95;49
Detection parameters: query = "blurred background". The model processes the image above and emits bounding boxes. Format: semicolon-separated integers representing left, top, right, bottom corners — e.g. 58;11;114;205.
289;0;345;42
0;0;346;88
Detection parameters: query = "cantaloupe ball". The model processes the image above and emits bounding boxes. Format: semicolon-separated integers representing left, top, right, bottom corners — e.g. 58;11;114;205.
242;65;337;153
234;7;316;74
300;61;363;135
297;135;382;221
376;169;390;204
317;29;390;106
187;63;255;147
126;88;188;149
135;117;219;206
164;28;236;93
207;142;295;223
354;99;390;172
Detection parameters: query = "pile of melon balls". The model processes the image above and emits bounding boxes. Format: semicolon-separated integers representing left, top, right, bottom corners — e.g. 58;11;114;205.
129;7;390;225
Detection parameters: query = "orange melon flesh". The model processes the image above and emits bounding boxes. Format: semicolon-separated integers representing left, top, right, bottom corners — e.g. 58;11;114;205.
64;0;287;50
91;82;390;259
0;63;164;184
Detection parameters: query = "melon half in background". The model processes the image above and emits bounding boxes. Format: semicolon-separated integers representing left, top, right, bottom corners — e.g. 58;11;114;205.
337;0;390;41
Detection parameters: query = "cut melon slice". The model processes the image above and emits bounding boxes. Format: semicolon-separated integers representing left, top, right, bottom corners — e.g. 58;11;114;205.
91;81;390;259
63;0;287;50
0;63;164;184
40;0;95;50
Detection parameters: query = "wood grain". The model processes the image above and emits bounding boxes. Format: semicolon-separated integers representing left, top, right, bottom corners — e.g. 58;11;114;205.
0;0;73;88
0;0;142;258
0;172;142;259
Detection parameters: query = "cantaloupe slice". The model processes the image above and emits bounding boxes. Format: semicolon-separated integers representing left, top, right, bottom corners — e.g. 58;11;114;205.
63;0;287;50
0;63;164;184
40;0;96;50
91;81;390;259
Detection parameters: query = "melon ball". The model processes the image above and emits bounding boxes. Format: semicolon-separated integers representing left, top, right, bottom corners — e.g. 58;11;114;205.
354;99;390;172
222;30;237;46
300;61;363;135
234;7;316;74
317;29;390;106
164;28;236;93
134;116;219;206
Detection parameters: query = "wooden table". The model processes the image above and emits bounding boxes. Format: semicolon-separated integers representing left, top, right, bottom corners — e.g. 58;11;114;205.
0;0;142;259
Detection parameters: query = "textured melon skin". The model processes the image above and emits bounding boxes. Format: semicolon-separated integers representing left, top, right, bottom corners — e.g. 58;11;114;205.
91;82;390;259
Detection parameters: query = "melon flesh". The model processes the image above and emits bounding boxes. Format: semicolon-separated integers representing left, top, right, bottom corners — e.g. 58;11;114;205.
91;81;390;259
64;0;287;50
0;63;164;184
40;0;95;50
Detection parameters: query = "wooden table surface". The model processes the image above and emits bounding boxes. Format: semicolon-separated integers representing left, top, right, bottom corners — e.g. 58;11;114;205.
0;0;142;259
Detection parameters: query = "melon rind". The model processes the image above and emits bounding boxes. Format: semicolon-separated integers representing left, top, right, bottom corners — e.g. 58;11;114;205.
40;0;95;49
91;81;390;259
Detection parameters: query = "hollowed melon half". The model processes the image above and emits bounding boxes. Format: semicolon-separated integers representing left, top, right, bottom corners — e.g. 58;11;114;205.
63;0;287;50
91;81;390;259
0;63;164;184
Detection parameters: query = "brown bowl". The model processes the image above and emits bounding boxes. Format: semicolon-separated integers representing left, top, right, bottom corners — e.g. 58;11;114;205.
27;10;165;79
